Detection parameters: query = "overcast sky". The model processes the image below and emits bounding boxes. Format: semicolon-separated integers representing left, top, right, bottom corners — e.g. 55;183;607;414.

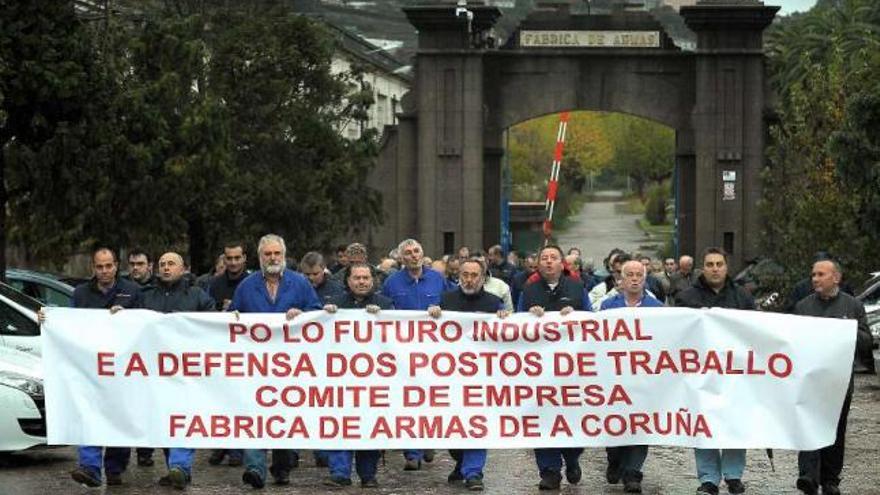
773;0;818;15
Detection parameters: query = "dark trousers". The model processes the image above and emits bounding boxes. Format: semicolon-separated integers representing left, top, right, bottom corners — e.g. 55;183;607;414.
606;445;648;482
534;448;583;474
244;449;297;482
798;380;853;487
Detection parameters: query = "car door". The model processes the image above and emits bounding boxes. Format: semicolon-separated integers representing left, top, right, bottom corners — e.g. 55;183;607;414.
0;300;40;356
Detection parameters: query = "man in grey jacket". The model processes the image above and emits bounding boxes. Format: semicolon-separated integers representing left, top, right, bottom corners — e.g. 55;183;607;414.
794;259;874;495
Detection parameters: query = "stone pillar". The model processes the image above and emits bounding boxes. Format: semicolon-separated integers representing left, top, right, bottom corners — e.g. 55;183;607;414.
681;0;778;270
675;128;696;259
404;4;501;256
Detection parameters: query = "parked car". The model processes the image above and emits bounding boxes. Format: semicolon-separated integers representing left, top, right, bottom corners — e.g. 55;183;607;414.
857;271;880;314
872;309;880;383
5;268;74;307
0;282;42;356
734;257;785;310
0;345;44;452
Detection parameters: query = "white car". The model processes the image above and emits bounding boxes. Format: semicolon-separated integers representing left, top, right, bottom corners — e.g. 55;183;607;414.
858;271;880;314
0;345;44;451
0;282;42;356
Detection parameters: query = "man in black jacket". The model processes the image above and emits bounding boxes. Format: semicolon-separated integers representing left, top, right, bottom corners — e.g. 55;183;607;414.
208;241;249;312
794;259;873;495
675;248;754;495
207;241;249;467
300;251;345;306
518;245;587;490
142;252;215;313
125;248;156;290
322;263;391;488
127;252;214;489
511;253;537;309
427;257;506;491
487;244;516;287
68;247;143;488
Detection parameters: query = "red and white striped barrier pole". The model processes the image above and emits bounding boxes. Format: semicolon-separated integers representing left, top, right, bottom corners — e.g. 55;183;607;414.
542;111;570;244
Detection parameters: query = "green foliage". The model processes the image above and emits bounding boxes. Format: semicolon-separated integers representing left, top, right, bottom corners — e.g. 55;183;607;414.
0;2;382;273
644;181;670;226
508;111;673;208
829;82;880;241
603;114;674;201
0;0;104;267
762;0;880;285
767;0;880;97
206;8;381;262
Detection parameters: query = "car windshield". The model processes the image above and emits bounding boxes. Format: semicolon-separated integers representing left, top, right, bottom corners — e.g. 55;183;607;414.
0;282;43;312
858;274;880;297
860;279;880;307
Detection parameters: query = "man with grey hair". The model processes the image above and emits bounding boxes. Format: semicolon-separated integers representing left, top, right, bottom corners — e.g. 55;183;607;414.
794;259;873;495
381;238;455;470
332;242;369;282
669;254;697;301
471;251;514;311
599;259;664;494
231;234;322;489
427;256;506;490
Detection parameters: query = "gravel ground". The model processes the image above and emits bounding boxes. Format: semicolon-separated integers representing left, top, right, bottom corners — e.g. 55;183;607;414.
1;375;877;495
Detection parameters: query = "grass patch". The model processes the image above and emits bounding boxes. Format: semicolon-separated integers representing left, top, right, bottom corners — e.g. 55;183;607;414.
637;218;674;259
554;193;589;232
616;196;645;215
637;218;673;236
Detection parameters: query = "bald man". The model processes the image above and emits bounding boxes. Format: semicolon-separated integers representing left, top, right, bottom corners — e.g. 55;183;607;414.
793;260;873;495
139;252;215;488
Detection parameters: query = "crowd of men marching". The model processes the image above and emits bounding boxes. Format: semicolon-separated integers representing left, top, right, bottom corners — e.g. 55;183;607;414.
53;234;873;495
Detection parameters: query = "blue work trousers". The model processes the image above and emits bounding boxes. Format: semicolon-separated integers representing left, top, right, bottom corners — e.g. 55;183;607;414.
166;448;195;476
403;449;423;461
695;448;745;485
327;450;380;481
243;449;296;482
449;449;487;479
78;446;131;479
534;448;583;474
606;446;648;482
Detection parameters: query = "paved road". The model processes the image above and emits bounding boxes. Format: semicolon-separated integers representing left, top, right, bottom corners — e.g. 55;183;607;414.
555;194;652;267
1;374;878;495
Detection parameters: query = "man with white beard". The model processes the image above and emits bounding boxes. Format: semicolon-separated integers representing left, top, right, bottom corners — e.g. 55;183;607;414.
428;257;507;491
230;234;322;489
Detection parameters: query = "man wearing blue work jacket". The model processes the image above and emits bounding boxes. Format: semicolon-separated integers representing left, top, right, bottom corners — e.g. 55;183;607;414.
231;234;322;489
381;238;455;470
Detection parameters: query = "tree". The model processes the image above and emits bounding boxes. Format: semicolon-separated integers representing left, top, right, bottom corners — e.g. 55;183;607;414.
766;0;880;96
604;114;674;201
761;56;869;283
0;1;108;273
829;81;880;241
761;0;880;284
206;6;381;261
3;1;384;274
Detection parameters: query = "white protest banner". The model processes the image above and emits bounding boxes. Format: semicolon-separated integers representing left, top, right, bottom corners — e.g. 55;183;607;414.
42;307;854;450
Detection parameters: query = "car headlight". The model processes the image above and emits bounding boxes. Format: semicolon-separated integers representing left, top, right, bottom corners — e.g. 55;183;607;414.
0;371;43;397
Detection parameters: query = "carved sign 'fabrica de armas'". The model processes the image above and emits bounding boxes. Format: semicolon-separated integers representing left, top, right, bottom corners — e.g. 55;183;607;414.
521;30;660;48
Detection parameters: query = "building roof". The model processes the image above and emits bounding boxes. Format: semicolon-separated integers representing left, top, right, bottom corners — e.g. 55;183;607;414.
316;17;413;83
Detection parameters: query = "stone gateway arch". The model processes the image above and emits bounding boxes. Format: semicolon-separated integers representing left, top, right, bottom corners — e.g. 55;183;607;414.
368;0;779;269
